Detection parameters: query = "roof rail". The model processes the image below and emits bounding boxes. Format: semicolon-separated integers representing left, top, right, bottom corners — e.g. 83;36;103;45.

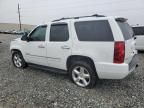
52;14;106;22
92;14;105;17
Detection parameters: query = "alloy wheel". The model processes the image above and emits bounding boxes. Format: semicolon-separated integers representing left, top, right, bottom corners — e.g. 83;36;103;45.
72;66;91;87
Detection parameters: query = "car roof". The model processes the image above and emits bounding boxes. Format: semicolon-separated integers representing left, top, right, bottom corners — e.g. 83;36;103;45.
52;16;113;23
52;16;126;24
38;15;126;26
132;26;144;28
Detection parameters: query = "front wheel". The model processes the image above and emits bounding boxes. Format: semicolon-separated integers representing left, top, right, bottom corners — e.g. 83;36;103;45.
12;51;27;68
69;61;97;88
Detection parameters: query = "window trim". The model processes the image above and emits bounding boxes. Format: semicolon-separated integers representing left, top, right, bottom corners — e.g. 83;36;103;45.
49;23;69;42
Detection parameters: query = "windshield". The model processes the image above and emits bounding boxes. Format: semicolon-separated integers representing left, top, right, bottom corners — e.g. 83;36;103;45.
117;21;134;40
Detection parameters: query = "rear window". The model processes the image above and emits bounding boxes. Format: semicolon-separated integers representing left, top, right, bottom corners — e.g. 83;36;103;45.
117;22;133;40
74;20;114;41
132;26;144;36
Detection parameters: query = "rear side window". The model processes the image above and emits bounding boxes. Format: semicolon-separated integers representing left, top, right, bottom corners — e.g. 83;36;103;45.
50;24;69;42
132;26;144;36
74;20;114;41
117;22;133;40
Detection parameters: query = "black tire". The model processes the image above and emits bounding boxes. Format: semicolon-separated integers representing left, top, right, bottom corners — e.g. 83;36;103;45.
12;51;27;68
69;61;98;88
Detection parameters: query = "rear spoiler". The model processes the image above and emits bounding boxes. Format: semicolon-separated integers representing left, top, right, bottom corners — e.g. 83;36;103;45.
115;18;128;22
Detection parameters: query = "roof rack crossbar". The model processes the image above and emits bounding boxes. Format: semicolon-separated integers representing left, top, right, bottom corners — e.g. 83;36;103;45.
52;14;106;22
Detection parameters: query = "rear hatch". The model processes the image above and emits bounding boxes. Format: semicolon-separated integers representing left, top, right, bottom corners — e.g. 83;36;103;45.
116;18;137;63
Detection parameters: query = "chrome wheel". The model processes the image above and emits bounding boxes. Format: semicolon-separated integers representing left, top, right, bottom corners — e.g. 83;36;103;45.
13;54;22;68
72;66;91;87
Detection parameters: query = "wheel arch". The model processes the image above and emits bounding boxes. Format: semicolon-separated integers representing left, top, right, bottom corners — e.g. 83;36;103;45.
11;49;22;54
66;55;98;76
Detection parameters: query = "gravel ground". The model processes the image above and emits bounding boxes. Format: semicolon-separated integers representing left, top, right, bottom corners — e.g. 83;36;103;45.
0;34;144;108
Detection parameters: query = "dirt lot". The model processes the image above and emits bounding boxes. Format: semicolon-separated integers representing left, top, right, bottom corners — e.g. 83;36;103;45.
0;23;34;31
0;34;144;108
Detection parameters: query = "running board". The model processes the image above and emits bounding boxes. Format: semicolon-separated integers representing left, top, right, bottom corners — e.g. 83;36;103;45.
28;63;68;74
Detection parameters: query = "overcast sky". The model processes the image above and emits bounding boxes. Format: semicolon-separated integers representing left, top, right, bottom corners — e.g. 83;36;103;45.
0;0;144;25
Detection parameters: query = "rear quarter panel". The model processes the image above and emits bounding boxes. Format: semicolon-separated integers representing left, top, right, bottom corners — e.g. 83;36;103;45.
70;19;116;63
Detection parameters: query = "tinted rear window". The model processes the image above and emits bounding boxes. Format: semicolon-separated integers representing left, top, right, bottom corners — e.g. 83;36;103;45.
132;26;144;36
50;24;69;42
74;20;114;41
117;22;133;40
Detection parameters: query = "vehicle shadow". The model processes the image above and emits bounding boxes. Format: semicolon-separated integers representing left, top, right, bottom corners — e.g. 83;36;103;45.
138;50;144;53
26;65;138;91
27;66;69;79
95;71;137;90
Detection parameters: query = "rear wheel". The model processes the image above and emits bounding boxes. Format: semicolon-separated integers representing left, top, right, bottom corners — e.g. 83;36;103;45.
69;61;97;88
12;51;27;68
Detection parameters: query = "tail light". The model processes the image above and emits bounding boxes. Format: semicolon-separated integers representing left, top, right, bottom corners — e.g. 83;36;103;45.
114;41;125;64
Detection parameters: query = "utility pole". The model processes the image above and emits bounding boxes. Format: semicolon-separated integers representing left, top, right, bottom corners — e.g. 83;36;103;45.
18;3;22;31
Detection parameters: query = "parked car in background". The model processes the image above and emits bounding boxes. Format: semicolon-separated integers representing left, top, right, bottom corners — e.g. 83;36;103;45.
132;26;144;51
10;15;138;88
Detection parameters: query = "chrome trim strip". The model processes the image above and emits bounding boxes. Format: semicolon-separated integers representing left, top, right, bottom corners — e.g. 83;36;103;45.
25;53;60;60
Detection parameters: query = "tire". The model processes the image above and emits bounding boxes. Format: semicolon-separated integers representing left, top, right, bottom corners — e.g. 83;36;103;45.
69;61;97;88
12;51;27;68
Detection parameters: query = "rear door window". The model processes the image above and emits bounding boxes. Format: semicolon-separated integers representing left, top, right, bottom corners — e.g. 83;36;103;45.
50;24;69;42
74;20;114;41
132;26;144;36
117;22;133;40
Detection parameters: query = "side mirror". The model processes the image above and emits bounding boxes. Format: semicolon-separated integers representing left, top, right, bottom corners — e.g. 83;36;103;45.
21;32;28;41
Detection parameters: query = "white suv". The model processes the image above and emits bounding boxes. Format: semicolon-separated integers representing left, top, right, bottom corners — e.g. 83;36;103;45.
132;26;144;51
10;15;138;88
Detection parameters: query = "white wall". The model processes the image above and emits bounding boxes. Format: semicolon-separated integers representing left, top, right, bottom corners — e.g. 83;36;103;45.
0;0;144;26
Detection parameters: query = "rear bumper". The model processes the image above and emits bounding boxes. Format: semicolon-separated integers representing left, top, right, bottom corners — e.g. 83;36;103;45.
95;56;138;79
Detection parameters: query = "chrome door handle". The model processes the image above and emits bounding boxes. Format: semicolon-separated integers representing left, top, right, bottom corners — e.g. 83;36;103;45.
38;45;45;48
61;45;70;49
